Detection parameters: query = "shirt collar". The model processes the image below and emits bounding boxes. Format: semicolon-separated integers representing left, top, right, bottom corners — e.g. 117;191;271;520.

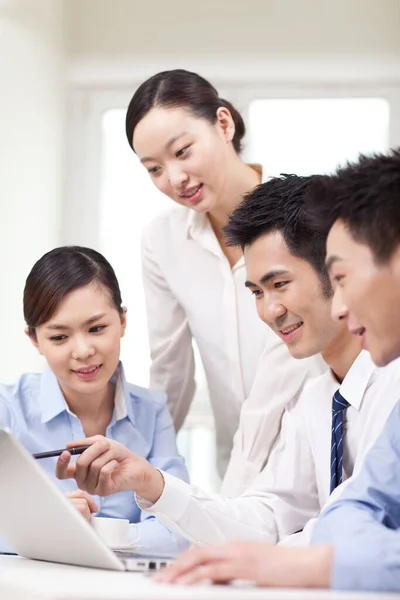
185;163;263;245
39;367;67;423
39;362;135;426
186;209;210;241
109;362;136;425
337;350;377;411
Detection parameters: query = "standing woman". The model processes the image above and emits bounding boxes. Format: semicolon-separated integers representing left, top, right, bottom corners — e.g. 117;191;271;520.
126;70;324;490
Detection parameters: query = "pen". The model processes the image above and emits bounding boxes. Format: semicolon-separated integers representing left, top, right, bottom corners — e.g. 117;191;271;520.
33;445;91;460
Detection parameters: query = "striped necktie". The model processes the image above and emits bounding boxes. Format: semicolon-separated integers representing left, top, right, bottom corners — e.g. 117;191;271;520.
330;390;350;494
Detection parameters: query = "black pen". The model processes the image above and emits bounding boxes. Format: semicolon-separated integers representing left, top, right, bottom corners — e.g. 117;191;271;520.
33;445;91;460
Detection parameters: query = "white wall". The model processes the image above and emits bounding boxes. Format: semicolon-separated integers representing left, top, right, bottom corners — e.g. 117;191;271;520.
63;0;400;249
0;0;66;382
66;0;400;84
67;0;400;58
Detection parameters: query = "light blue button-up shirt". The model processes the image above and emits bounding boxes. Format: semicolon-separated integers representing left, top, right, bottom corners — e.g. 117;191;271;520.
0;363;189;555
312;400;400;592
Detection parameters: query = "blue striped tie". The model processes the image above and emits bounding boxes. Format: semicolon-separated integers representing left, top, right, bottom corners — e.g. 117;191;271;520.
330;390;350;494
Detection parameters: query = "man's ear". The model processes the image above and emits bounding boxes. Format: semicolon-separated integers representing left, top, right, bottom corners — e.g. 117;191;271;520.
120;307;127;338
25;327;43;355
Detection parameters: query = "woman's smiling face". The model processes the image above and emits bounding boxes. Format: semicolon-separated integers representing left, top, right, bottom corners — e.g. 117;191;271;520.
133;106;236;214
31;282;126;400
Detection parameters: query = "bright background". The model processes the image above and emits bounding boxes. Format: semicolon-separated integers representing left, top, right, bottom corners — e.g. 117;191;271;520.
1;0;399;489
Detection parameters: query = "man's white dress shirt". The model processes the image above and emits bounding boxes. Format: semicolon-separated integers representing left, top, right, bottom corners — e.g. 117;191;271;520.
137;351;400;545
142;176;325;485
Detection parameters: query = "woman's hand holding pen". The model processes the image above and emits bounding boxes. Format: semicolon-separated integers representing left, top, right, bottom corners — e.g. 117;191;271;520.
55;436;165;503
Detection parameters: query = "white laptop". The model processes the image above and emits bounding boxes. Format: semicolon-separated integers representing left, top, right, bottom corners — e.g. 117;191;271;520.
0;428;175;571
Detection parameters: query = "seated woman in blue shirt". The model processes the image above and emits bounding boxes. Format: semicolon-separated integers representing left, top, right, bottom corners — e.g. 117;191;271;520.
0;245;189;554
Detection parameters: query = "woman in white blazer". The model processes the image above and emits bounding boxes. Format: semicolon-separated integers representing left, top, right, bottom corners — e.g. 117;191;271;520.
125;69;324;491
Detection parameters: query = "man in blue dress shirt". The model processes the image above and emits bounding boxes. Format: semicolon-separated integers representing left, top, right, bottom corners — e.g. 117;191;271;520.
154;148;400;591
308;148;400;591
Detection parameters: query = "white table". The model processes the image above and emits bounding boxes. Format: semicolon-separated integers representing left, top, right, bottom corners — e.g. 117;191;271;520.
0;556;397;600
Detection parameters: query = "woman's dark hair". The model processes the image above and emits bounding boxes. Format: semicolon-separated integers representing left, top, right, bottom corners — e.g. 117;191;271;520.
126;69;246;154
24;246;123;337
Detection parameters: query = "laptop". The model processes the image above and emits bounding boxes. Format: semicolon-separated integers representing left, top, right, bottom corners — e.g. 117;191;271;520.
0;428;174;571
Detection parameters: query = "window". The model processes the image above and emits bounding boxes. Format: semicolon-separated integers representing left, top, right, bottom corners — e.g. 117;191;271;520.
247;98;390;176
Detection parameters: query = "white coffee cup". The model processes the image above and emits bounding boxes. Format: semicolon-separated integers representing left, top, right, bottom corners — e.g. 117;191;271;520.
91;517;140;549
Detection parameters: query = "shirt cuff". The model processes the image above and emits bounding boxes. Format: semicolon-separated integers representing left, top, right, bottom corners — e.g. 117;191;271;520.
313;526;395;591
135;470;191;522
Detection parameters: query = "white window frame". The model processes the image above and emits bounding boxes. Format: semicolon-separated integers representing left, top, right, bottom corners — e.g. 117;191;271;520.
63;77;400;247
